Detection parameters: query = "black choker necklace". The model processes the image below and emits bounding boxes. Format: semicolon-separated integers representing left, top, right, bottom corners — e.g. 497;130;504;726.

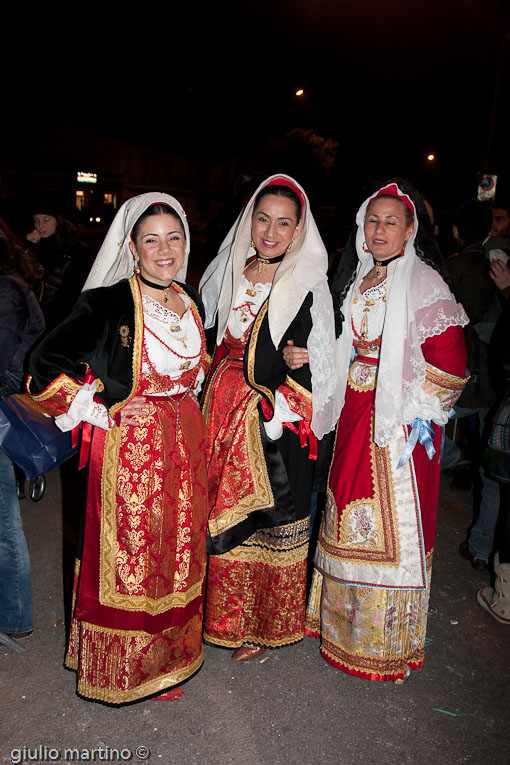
373;252;403;278
255;251;286;275
138;274;173;303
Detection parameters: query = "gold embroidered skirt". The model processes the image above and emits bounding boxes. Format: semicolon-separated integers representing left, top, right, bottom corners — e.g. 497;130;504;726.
204;518;310;648
306;375;441;682
306;562;432;681
66;381;208;703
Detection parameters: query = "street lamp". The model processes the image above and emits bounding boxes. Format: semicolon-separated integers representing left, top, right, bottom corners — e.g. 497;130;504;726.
427;153;435;161
295;89;304;97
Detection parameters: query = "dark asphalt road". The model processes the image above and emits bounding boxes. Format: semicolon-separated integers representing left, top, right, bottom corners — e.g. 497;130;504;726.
1;467;509;765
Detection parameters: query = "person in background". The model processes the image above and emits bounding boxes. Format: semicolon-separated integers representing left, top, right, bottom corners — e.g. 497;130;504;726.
486;198;510;299
477;295;510;623
489;199;510;238
448;203;503;570
26;198;90;330
0;221;45;640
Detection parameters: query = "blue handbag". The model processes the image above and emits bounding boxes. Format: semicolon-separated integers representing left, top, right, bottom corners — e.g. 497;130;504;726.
0;394;76;479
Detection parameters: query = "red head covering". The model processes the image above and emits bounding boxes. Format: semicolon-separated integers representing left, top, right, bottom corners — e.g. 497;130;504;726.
375;183;414;215
264;176;305;219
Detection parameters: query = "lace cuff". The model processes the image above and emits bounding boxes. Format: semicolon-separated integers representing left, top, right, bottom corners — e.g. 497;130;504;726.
263;390;303;441
55;381;113;432
407;364;470;426
86;402;114;430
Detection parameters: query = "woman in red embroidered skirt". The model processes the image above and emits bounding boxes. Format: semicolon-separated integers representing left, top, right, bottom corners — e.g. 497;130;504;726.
28;194;209;703
305;181;469;683
199;175;339;661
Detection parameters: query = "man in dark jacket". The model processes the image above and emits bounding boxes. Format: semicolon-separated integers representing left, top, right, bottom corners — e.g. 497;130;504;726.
447;202;502;569
0;231;45;641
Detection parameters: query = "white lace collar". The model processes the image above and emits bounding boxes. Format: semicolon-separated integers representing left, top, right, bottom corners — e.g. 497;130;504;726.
142;291;191;323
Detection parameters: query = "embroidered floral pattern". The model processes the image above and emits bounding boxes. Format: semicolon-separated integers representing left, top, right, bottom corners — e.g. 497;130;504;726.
305;564;432;681
341;500;379;547
348;360;377;391
99;373;207;615
423;363;470;411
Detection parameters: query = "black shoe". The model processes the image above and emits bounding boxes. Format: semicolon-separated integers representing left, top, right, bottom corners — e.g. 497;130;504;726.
458;540;488;570
5;630;33;640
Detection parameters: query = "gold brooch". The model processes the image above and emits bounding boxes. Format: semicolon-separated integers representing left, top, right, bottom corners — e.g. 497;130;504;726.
119;325;132;348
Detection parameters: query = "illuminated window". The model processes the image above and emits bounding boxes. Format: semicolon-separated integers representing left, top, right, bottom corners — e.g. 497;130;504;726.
104;192;116;206
76;190;85;210
77;171;97;184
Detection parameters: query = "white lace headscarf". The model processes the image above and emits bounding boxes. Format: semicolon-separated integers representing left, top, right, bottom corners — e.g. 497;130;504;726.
199;174;340;438
82;192;190;290
335;182;468;447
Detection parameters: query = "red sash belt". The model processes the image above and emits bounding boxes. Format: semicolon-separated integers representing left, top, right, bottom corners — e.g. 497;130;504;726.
283;419;318;460
354;355;378;365
261;398;317;460
71;371;96;470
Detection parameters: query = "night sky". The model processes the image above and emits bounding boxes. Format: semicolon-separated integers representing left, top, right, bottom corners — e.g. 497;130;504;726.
2;1;509;206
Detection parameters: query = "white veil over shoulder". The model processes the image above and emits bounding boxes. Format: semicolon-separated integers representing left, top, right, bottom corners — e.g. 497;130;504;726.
83;192;191;291
199;174;341;438
334;182;468;447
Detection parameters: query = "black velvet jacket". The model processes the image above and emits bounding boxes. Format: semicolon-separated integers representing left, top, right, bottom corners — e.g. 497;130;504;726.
207;292;315;555
28;277;205;416
245;291;313;406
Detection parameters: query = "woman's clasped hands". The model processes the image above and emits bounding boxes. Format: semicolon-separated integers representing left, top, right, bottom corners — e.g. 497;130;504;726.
283;339;309;370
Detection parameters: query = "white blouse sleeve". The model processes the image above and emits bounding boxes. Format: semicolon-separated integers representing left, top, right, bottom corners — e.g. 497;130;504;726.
405;363;469;427
263;389;303;441
55;380;113;432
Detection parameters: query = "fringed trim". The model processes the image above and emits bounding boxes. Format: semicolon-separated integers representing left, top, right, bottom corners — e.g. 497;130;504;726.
203;631;304;650
320;647;424;682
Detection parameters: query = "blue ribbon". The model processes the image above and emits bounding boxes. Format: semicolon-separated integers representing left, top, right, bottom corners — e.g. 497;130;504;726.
397;418;436;469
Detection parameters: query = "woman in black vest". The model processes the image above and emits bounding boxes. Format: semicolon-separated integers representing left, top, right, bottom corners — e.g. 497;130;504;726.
28;194;209;703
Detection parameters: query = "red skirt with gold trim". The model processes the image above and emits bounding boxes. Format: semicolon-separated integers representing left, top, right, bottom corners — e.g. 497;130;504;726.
203;336;311;648
204;518;310;648
306;382;441;682
66;377;208;704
